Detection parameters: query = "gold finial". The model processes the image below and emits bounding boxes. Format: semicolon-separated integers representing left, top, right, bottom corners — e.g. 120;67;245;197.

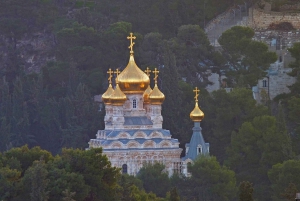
107;68;113;84
114;69;121;83
193;87;200;102
127;33;136;55
153;68;159;84
145;67;151;77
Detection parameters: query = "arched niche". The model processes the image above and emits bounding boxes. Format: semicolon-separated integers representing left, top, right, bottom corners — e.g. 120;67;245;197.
127;141;140;148
133;131;147;138
117;132;131;139
149;131;163;138
159;140;171;148
110;142;123;149
143;140;155;148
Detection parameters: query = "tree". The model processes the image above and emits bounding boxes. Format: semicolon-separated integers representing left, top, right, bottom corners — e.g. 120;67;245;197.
239;181;254;201
169;187;180;201
137;162;171;198
219;26;277;86
0;167;21;200
171;24;215;86
268;160;300;201
179;156;237;201
60;148;120;201
23;160;50;201
281;183;298;201
226;115;293;199
3;145;53;173
202;88;269;163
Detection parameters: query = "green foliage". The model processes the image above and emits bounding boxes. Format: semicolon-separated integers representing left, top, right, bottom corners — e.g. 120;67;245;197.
137;163;171;198
226;115;293;199
219;26;277;86
23;160;49;201
4;145;53;173
0;167;21;200
239;181;254;201
60;148;120;201
268;160;300;201
179;156;237;201
202;88;269;163
288;42;300;73
0;146;122;200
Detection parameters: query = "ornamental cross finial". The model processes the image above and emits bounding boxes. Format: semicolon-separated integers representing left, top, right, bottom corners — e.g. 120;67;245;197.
114;69;121;84
193;87;200;102
127;33;136;55
145;67;151;77
107;68;113;84
153;68;159;84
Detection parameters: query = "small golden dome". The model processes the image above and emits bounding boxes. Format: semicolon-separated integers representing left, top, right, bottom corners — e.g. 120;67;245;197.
190;102;204;122
102;84;114;105
110;83;127;106
149;84;165;105
117;55;150;94
143;85;152;104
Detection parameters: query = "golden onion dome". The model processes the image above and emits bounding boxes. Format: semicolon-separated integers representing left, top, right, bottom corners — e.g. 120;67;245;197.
149;84;165;105
102;84;114;105
110;83;127;106
190;102;204;122
117;55;150;94
143;85;153;104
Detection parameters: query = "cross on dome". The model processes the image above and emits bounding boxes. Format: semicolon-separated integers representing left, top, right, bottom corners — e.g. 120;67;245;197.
127;33;136;55
107;68;113;84
193;87;200;102
153;68;159;84
114;69;121;83
145;67;151;77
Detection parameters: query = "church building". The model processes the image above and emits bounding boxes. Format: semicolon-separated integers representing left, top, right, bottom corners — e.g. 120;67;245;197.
88;33;209;176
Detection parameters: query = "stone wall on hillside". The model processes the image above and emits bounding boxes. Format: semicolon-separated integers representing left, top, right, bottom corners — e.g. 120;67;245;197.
249;7;300;29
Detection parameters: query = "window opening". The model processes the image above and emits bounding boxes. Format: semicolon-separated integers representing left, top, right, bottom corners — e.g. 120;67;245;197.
133;99;137;108
122;164;128;174
263;80;267;87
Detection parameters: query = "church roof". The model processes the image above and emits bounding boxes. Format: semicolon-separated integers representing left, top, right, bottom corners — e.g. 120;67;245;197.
182;122;209;161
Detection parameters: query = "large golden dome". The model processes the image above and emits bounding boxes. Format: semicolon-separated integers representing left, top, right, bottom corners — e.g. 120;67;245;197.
110;82;127;106
149;84;165;105
102;84;114;105
190;101;204;122
117;55;150;94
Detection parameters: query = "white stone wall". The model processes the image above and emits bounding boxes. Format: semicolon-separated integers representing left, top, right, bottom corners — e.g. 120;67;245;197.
256;61;296;102
249;7;300;29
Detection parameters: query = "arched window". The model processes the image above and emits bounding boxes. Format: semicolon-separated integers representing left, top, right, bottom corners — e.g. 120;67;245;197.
263;80;267;87
122;164;128;174
197;145;202;155
133;99;137;109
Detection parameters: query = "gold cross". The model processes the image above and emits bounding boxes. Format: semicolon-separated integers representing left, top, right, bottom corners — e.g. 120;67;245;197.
114;69;121;84
114;69;121;76
153;68;159;83
193;87;200;102
107;68;113;84
127;33;136;54
145;67;151;77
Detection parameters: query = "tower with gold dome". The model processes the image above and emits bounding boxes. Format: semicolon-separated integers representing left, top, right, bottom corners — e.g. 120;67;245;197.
88;33;182;176
181;87;210;175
